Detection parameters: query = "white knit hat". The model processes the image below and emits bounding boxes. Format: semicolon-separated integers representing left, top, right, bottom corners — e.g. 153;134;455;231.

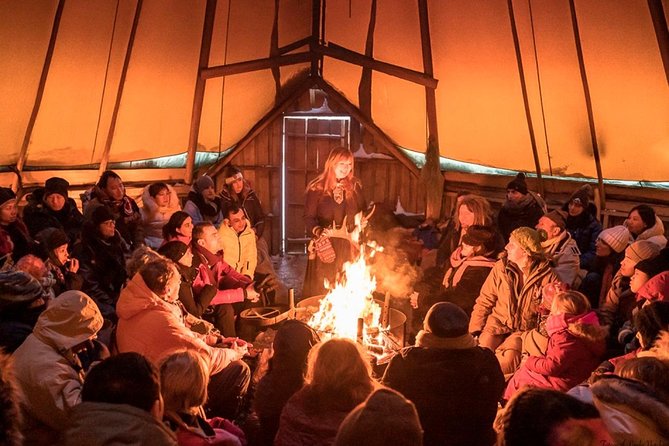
625;240;661;264
598;225;632;253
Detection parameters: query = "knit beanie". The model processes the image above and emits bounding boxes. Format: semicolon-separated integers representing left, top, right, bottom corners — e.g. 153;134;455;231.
91;206;115;226
635;256;669;279
44;177;69;199
625;240;661;264
424;302;469;338
0;271;45;310
568;184;592;208
36;227;69;252
0;187;16;208
462;225;498;254
506;172;528;195
510;227;545;255
544;209;568;230
195;175;215;193
158;241;189;263
334;388;423;446
598;225;631;254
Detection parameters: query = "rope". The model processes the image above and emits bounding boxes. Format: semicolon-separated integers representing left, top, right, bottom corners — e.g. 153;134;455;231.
92;0;121;164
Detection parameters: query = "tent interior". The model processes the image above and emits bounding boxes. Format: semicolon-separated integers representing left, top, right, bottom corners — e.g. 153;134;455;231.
2;0;669;257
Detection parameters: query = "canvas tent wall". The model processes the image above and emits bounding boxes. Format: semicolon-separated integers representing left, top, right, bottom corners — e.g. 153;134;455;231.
1;0;668;201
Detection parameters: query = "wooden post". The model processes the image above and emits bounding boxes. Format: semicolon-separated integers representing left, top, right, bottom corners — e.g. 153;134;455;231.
418;0;443;220
310;0;322;76
507;0;544;197
358;0;376;117
185;0;218;185
98;0;144;176
381;291;391;328
13;0;66;192
568;0;606;208
647;0;669;85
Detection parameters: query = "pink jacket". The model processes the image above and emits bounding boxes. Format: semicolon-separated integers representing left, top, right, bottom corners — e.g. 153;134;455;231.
504;311;607;400
636;271;669;303
116;273;241;375
192;245;252;305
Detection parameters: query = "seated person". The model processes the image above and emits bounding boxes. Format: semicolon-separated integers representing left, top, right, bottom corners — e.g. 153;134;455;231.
497;173;546;243
23;176;84;245
0;271;47;353
536;210;580;288
63;352;177;446
160;350;246;446
562;184;601;271
191;221;258;336
116;258;251;420
163;211;194;245
12;291;105;445
220;165;266;237
184;175;224;228
0;187;32;269
625;204;667;248
35;227;83;297
83;170;144;250
140;182;181;249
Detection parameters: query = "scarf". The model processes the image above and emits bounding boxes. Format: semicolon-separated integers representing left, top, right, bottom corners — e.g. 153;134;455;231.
415;330;478;349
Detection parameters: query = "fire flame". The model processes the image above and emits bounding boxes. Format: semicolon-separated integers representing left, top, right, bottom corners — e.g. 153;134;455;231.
308;213;386;344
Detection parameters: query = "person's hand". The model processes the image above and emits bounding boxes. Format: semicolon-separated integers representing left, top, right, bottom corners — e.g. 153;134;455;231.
245;286;260;303
222;337;251;356
409;291;419;309
66;257;79;274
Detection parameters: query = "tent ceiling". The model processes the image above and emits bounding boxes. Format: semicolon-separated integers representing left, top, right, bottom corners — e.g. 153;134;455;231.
0;0;667;184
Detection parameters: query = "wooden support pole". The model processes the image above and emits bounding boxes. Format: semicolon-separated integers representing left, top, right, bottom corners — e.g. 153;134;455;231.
278;36;312;55
316;78;420;177
507;0;544;197
568;0;606;208
310;0;322;76
316;43;438;89
13;0;66;192
270;0;281;102
418;0;443;220
185;0;218;185
98;0;144;176
201;52;312;79
647;0;669;85
358;0;376;117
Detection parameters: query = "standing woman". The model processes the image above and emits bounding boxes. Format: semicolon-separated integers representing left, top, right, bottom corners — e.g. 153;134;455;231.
303;148;366;298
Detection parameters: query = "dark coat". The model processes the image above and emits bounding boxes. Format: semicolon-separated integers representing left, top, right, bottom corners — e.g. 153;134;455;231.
220;184;266;236
497;193;545;242
564;205;602;270
84;187;144;250
73;225;128;321
0;219;32;268
23;189;84;244
382;343;505;446
174;262;216;318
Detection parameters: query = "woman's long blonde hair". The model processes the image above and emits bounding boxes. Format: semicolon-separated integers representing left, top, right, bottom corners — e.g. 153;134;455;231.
454;194;494;231
306;147;355;193
159;350;209;414
305;338;374;410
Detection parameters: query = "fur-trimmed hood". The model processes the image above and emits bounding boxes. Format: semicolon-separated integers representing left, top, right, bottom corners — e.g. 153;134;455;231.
635;216;668;249
638;330;669;363
140;184;180;218
591;375;669;440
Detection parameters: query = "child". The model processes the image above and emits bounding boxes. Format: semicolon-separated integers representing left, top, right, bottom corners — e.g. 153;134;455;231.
504;291;607;401
160;350;246;446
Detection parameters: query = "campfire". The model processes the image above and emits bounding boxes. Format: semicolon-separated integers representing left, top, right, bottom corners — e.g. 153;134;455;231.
300;212;405;359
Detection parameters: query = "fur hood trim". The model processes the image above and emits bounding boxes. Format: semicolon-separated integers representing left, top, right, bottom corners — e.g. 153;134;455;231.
592;375;669;438
0;351;23;445
141;183;180;216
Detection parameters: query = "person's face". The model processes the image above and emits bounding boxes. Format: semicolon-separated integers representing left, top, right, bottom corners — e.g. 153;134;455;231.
536;216;560;239
0;199;18;225
198;226;220;253
460;243;475;258
179;248;193;267
506;189;524;203
458;205;475;229
228;209;247;234
154;188;170;207
626;210;646;235
630;269;650;293
505;239;529;267
53;244;69;266
201;186;216;201
567;200;584;217
178;217;193;238
45;193;66;212
334;159;352;180
104;177;125;201
595;238;612;257
229;175;244;194
98;219;116;238
619;255;637;277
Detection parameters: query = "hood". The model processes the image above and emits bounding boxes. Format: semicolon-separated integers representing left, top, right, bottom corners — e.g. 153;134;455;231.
33;290;103;351
141;184;180;216
116;273;166;320
637;216;667;244
636;271;669;303
638;330;669;363
567;311;609;344
541;230;572;254
591;375;669;439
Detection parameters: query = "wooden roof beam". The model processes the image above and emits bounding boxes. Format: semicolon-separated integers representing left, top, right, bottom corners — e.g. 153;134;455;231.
647;0;669;85
315;42;438;89
201;52;312;80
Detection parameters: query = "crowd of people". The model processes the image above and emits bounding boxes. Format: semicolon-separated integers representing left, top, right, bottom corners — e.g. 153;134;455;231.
1;151;669;445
